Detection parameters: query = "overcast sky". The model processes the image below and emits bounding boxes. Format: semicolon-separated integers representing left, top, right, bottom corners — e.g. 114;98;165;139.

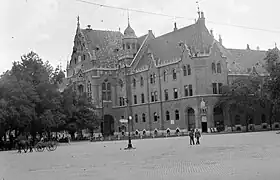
1;0;280;73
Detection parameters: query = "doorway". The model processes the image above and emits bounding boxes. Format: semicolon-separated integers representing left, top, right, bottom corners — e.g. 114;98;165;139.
186;108;195;131
201;122;207;133
103;114;115;136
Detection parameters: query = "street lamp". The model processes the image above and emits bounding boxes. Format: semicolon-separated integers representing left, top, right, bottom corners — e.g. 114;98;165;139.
124;115;135;150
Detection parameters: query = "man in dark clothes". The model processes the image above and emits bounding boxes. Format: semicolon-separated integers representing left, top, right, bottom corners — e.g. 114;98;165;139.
195;129;201;145
189;129;195;145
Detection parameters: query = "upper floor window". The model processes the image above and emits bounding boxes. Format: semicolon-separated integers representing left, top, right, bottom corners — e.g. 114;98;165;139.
123;44;125;50
184;85;188;96
135;114;138;123
154;91;158;101
126;43;130;49
151;92;155;102
140;76;144;86
166;111;170;121
133;78;136;88
132;43;136;49
119;97;125;106
102;79;111;101
87;81;92;101
173;88;178;99
142;113;146;122
163;70;167;81
218;83;223;94
141;93;145;103
134;95;137;104
212;83;217;94
175;110;180;120
83;54;86;61
172;69;177;80
74;58;77;64
154;112;158;122
164;89;169;101
153;73;156;84
150;74;153;84
189;84;193;96
217;63;222;73
187;64;191;75
212;63;216;73
183;65;187;76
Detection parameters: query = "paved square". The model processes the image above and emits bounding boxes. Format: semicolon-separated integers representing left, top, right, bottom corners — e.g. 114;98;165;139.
1;131;280;180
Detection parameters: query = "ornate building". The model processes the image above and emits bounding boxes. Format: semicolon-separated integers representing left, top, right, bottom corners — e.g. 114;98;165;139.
64;12;277;135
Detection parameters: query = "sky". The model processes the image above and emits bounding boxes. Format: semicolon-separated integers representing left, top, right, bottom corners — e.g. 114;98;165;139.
1;0;280;74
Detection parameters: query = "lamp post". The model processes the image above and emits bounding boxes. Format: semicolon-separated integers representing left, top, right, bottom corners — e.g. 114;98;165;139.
124;100;135;150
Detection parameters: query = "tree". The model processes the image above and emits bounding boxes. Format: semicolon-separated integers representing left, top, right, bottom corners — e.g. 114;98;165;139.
217;75;262;131
263;48;280;128
60;85;99;139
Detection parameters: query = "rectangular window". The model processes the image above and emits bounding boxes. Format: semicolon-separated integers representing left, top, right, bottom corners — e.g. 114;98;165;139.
173;88;178;99
107;91;111;101
189;85;193;96
119;97;123;106
184;85;188;96
154;91;158;101
187;65;191;75
151;92;154;102
212;83;217;94
102;92;106;101
173;69;177;80
164;89;169;101
183;66;187;76
141;93;145;103
218;83;223;94
134;95;137;104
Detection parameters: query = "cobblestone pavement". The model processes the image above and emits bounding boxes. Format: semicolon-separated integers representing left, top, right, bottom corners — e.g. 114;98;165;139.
1;131;280;180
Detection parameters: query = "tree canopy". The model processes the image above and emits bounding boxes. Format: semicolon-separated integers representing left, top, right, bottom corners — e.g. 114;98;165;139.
0;51;99;138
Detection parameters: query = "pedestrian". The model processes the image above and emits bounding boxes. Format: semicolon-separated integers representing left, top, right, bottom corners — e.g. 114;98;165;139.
189;129;195;145
195;129;201;145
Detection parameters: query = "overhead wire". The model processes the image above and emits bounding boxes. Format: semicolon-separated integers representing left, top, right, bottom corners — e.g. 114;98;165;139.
75;0;280;34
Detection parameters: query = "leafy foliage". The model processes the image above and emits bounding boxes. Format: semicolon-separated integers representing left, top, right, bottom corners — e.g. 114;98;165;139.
0;51;99;138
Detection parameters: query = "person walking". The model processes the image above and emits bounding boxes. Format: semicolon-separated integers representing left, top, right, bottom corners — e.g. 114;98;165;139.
195;129;201;145
189;129;195;145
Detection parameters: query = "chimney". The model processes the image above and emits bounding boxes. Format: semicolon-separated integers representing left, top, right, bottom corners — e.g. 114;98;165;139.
148;30;153;36
219;35;222;45
174;22;178;31
257;46;260;51
86;25;92;30
210;29;213;37
247;44;250;50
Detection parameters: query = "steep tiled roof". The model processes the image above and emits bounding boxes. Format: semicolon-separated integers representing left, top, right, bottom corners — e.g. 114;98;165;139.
148;20;213;64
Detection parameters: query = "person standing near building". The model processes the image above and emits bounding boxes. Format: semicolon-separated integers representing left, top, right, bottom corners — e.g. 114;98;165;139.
189;129;195;145
195;129;201;145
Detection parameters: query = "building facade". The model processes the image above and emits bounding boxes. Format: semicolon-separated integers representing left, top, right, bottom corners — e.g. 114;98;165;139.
64;12;277;135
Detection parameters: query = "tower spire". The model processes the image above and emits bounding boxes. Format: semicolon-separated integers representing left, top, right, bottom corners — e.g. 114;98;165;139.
77;15;80;29
127;9;130;26
196;1;200;18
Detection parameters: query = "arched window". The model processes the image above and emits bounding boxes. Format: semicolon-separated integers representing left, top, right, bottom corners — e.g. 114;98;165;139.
235;115;241;124
132;43;136;49
135;114;138;123
217;63;222;73
140;76;144;86
126;43;130;49
153;73;156;84
166;111;170;121
133;78;136;87
212;63;216;73
142;113;146;122
154;112;158;122
150;74;153;84
172;69;177;80
175;110;180;120
183;65;187;76
102;79;111;101
187;64;191;75
261;114;266;123
163;71;167;81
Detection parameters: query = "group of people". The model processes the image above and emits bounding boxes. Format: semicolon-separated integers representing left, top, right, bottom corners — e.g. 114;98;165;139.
188;129;201;145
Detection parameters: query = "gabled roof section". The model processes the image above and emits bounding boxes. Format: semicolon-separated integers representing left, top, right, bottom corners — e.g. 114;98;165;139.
148;20;213;65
